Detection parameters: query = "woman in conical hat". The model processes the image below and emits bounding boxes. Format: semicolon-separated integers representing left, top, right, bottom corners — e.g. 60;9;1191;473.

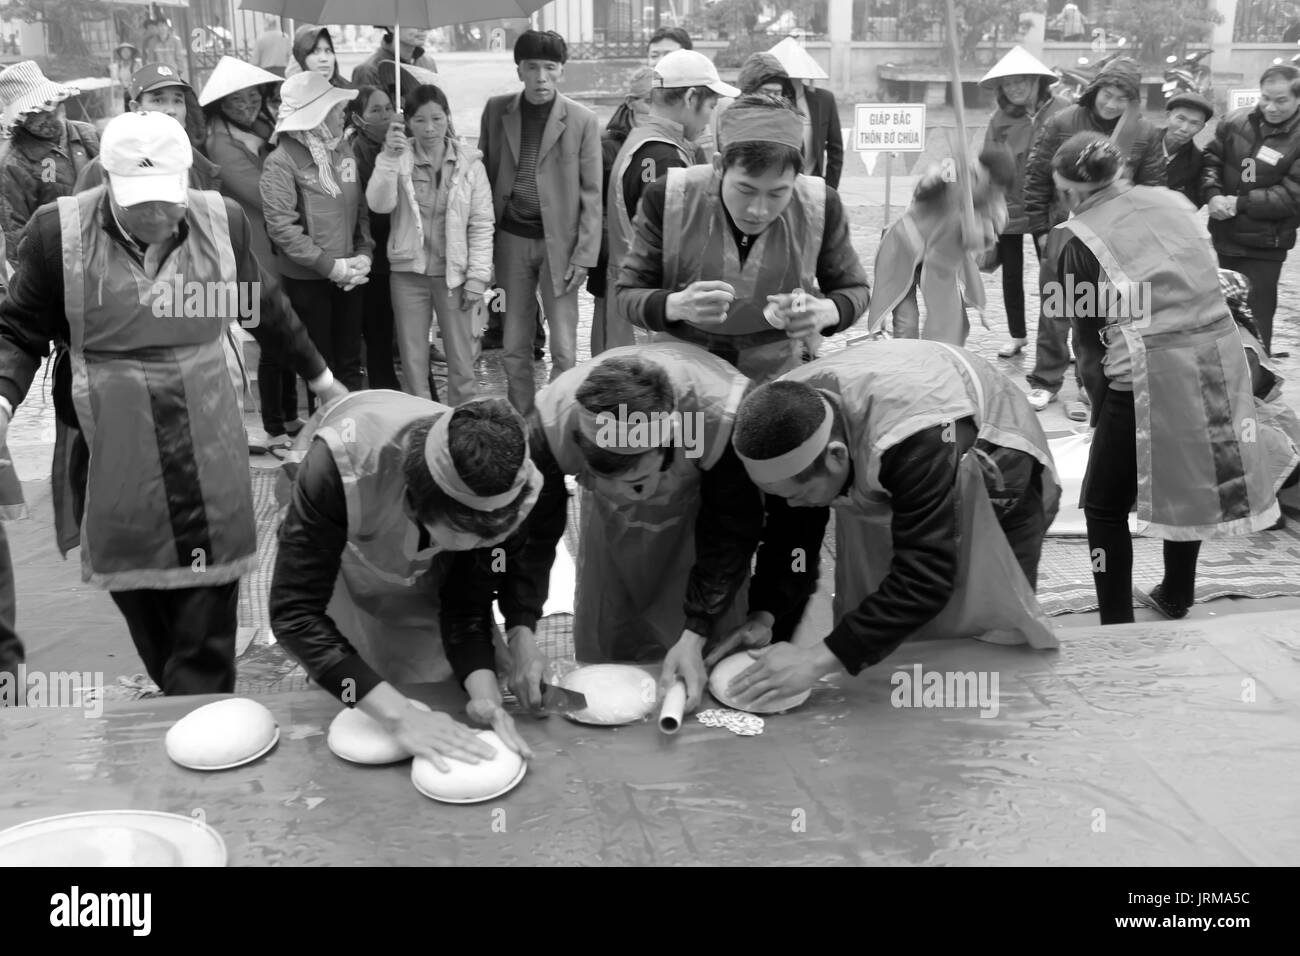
980;46;1069;358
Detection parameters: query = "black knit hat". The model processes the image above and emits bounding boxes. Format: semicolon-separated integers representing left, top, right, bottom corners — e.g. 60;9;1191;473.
514;30;567;65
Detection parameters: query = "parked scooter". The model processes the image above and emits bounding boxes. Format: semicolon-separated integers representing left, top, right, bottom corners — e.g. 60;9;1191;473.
1162;49;1213;101
1271;41;1300;66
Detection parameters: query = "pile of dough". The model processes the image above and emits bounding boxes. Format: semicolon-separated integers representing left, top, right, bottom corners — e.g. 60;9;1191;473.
410;730;525;803
165;698;278;769
560;664;657;725
0;827;180;867
708;652;811;714
328;699;431;764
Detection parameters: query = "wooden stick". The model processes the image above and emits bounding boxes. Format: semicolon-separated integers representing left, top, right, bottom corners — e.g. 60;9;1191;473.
942;0;982;252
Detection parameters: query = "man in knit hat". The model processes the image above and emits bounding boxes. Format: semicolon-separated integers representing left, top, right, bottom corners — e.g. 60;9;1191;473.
1021;56;1165;422
1161;91;1213;207
614;92;869;384
1202;63;1300;355
478;30;602;415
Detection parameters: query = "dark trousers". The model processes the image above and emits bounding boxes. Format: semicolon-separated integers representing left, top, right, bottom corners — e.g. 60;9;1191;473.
257;355;299;435
1217;253;1284;354
362;270;399;390
978;441;1050;589
281;276;365;414
998;233;1028;339
485;295;547;349
0;523;22;674
110;582;240;695
1083;387;1201;624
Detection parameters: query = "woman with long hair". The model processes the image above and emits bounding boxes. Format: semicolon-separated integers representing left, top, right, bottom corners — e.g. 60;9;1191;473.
366;84;494;405
1048;132;1278;622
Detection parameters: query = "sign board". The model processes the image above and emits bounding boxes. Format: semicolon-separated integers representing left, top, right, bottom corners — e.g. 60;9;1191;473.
1228;89;1261;111
854;104;926;152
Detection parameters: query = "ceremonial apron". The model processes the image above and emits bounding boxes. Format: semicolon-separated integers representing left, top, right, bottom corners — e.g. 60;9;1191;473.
659;165;825;383
1240;327;1300;492
602;118;697;353
278;391;543;684
784;341;1061;649
536;341;751;662
1056;183;1279;538
58;188;255;589
867;187;1006;345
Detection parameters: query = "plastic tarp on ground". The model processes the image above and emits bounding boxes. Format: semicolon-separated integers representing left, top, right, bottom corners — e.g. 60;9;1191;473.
4;610;1299;865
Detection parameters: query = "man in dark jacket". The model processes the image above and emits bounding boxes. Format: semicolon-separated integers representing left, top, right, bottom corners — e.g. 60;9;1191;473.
1022;57;1166;420
350;26;438;88
1161;91;1212;207
0;61;99;268
1201;64;1300;355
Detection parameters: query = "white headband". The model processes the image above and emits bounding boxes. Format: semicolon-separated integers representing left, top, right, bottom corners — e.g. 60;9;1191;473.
736;398;834;484
424;410;535;511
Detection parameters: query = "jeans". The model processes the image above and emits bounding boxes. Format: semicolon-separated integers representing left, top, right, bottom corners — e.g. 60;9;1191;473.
1027;238;1083;396
109;582;240;695
999;233;1028;340
281;276;365;414
494;231;579;414
1082;387;1201;624
1216;253;1284;354
362;271;400;390
391;272;481;406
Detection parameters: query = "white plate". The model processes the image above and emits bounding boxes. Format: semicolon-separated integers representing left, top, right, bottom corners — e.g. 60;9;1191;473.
169;726;280;771
0;810;227;867
411;761;527;805
708;652;812;715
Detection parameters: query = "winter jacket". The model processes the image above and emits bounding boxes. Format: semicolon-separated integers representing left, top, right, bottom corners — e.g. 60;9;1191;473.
346;126;390;274
1162;127;1206;208
1023;102;1166;235
0;121;98;266
205;118;274;268
260;135;374;280
982;83;1069;234
291;25;353;88
588;125;630;298
366;136;494;292
1201;105;1300;258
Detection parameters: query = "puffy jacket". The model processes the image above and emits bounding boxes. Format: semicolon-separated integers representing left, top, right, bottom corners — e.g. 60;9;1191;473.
260;134;374;280
365;136;494;292
1201;105;1300;257
0;121;98;266
982;84;1069;234
1023;104;1166;235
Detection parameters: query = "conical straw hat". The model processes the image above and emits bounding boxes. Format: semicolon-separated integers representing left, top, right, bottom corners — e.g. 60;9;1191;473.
767;37;829;81
980;46;1057;89
198;56;283;107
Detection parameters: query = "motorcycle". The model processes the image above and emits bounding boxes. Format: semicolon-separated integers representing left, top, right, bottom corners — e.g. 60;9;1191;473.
1162;49;1213;101
1271;41;1300;66
1053;37;1131;102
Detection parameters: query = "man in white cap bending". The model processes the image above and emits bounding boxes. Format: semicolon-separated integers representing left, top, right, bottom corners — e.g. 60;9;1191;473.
0;111;346;695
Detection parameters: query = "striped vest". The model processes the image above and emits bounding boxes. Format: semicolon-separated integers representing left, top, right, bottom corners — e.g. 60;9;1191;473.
59;188;254;588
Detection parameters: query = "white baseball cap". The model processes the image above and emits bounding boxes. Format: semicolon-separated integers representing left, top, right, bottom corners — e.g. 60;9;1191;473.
653;50;740;98
100;110;192;207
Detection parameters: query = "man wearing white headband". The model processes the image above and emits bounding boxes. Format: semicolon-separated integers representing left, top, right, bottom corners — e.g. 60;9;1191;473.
0;110;344;695
271;395;552;766
714;341;1061;708
505;341;823;712
615;92;869;384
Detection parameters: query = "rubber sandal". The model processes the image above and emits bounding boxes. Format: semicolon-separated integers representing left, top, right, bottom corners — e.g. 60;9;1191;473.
1065;400;1090;422
1133;584;1191;620
266;435;294;461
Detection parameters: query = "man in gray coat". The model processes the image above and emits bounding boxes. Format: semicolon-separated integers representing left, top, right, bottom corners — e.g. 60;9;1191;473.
478;30;602;415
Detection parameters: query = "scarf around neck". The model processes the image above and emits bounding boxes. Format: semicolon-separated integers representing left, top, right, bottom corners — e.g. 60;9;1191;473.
289;122;342;198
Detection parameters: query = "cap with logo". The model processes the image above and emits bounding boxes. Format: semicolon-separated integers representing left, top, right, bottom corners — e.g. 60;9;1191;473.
100;111;194;207
653;50;741;98
128;64;192;102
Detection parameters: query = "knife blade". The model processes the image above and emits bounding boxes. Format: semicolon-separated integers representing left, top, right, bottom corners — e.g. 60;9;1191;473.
537;681;588;715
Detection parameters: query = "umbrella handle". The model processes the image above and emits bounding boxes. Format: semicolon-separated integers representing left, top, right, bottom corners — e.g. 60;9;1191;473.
394;19;402;116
